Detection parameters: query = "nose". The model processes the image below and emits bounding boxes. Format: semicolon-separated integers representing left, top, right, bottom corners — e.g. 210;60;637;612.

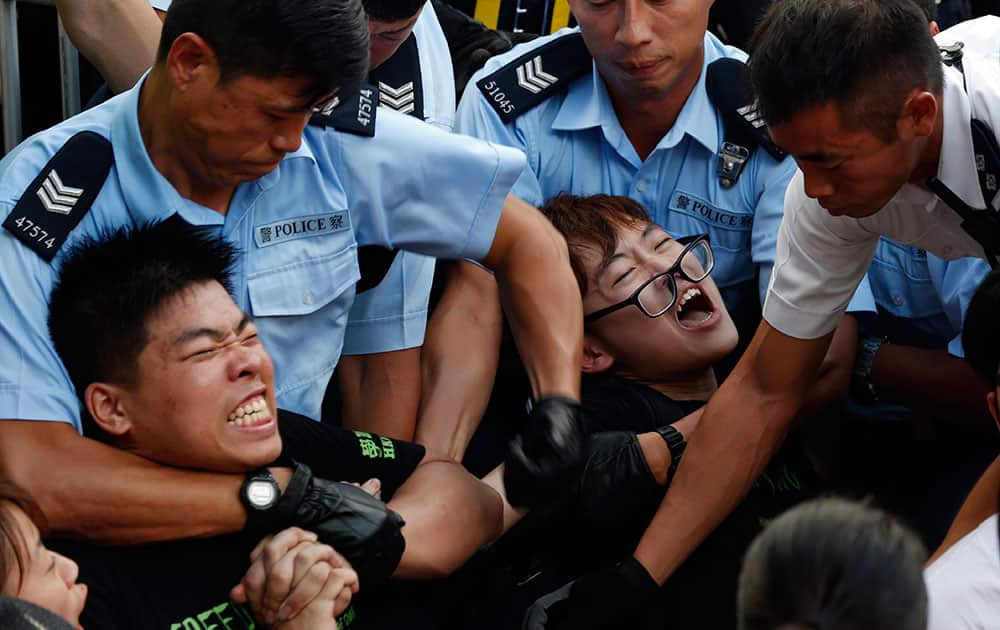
615;0;654;48
800;164;836;200
269;112;309;155
54;552;79;587
228;343;266;381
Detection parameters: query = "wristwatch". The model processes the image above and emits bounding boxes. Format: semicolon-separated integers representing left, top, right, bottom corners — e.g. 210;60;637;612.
240;468;282;530
852;336;886;404
655;425;687;484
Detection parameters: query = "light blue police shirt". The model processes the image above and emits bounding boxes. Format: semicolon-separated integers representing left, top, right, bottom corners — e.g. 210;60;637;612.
457;28;875;319
0;78;525;431
342;0;457;356
868;238;991;357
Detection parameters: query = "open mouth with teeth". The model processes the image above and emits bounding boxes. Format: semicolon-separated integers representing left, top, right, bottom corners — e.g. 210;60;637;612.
227;395;273;428
674;287;715;329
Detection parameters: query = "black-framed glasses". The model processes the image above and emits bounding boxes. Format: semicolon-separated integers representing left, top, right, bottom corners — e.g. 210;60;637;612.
584;234;714;322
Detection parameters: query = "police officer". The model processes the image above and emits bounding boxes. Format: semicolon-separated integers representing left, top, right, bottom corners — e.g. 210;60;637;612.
415;0;872;467
0;0;584;585
623;2;1000;626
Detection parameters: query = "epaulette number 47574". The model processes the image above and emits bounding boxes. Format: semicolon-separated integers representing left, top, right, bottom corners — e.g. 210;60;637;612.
10;215;56;251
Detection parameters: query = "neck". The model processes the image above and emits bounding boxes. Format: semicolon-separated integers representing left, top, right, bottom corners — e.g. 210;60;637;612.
138;69;234;214
604;48;703;162
644;367;718;402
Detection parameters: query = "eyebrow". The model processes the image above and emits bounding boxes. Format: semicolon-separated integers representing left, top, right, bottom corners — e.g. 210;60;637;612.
173;312;255;348
595;224;668;280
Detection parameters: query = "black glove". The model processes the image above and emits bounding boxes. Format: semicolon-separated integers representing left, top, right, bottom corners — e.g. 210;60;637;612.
275;463;406;583
522;556;660;630
578;431;665;534
504;396;586;508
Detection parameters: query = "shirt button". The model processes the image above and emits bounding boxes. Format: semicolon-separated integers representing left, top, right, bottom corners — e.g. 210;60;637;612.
892;295;904;307
303;291;314;305
635;180;647;192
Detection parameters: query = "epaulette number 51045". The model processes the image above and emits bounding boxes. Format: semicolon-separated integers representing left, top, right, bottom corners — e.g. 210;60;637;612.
481;80;514;115
11;215;56;250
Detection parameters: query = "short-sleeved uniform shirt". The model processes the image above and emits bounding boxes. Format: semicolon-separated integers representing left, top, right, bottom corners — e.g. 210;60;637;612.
456;29;843;324
765;50;1000;339
867;239;990;356
149;0;455;356
0;78;525;430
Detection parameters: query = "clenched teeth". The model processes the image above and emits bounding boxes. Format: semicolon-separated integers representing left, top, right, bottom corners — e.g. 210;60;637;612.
227;397;272;426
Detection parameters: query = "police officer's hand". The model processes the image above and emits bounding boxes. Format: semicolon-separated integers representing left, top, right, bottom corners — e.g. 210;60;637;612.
503;396;586;508
522;556;659;630
577;431;666;533
272;463;406;584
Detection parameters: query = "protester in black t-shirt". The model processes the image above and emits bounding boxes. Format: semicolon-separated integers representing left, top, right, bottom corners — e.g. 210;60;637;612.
42;221;510;629
519;194;819;630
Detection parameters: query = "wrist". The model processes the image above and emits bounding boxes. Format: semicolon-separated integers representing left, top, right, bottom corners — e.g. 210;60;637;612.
654;424;687;484
637;432;670;485
268;467;294;493
852;336;887;403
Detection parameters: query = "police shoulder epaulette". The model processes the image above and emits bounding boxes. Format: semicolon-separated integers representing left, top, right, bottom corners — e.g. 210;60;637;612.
309;83;379;137
705;57;787;188
370;34;424;120
2;131;114;262
475;32;592;123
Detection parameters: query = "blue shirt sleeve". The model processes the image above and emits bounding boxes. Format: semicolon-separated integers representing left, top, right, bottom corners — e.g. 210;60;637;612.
455;72;544;207
928;254;993;358
0;203;82;430
330;108;527;261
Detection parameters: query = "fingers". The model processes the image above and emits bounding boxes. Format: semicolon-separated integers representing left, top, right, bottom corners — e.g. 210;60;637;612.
360;478;381;499
269;543;341;622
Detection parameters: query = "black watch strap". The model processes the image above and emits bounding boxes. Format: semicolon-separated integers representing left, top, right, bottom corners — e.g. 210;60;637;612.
655;425;687;484
241;468;283;534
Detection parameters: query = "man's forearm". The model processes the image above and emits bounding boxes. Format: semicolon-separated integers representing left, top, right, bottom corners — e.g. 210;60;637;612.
54;0;162;93
0;420;265;543
871;345;993;428
415;261;503;460
633;323;830;583
491;201;581;399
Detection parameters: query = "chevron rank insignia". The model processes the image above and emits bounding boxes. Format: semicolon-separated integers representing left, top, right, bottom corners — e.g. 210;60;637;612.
476;32;592;123
3;131;114;262
369;34;424;120
309;84;378;137
379;81;416;114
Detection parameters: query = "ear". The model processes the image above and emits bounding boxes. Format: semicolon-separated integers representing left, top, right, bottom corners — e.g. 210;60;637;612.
84;382;134;437
988;391;1000;431
898;90;938;140
165;32;218;93
581;334;615;374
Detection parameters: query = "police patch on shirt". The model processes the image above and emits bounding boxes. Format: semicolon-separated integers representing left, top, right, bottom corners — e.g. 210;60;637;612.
254;212;350;248
669;191;752;231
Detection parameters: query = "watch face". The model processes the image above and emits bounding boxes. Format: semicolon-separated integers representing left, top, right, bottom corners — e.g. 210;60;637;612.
246;479;278;509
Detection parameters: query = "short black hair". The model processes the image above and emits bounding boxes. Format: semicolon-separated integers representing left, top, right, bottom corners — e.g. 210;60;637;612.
913;0;938;22
738;498;928;630
48;220;239;403
157;0;369;102
363;0;425;22
748;0;943;142
963;270;1000;382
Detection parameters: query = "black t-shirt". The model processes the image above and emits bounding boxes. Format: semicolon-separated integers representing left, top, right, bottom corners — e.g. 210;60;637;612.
551;373;819;629
51;410;425;630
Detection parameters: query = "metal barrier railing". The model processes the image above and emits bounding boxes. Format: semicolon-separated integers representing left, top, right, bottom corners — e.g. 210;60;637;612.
1;0;81;153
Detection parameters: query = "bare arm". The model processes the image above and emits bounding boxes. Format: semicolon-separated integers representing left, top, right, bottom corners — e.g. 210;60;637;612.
389;455;504;579
796;314;858;421
633;322;832;583
870;344;994;430
0;420;289;543
481;195;581;400
337;348;422;442
927;455;1000;564
54;0;162;94
415;261;503;460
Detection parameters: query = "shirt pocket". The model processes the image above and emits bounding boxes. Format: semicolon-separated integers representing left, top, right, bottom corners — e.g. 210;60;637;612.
869;239;942;319
247;244;360;317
